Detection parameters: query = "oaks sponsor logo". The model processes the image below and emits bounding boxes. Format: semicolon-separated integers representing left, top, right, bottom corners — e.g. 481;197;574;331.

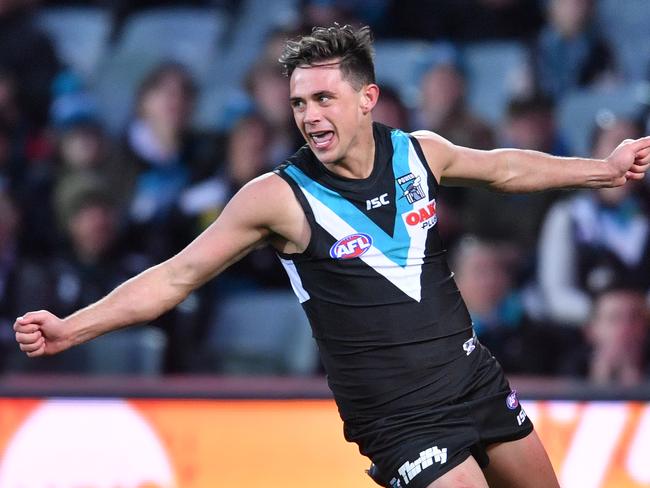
402;199;437;230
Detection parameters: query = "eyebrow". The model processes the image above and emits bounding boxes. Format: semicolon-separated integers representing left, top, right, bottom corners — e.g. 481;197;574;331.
289;90;335;104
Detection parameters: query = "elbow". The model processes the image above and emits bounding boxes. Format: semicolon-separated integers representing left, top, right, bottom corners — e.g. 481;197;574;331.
487;151;519;192
163;260;200;305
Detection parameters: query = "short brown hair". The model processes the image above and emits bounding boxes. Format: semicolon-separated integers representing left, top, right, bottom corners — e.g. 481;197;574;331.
279;24;375;90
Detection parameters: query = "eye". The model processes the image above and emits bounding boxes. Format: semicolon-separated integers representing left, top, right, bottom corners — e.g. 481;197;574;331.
291;100;304;110
318;95;331;103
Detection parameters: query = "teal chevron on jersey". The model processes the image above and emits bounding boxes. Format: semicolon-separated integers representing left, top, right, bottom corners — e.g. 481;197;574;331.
284;162;414;268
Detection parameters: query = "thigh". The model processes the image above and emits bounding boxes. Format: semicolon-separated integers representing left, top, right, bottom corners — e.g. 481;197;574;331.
483;430;559;488
427;456;489;488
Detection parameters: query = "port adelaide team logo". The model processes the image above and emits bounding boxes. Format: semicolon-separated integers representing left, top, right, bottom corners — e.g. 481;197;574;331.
397;172;426;204
330;233;373;259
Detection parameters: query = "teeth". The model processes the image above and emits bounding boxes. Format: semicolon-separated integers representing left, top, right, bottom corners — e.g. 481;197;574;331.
310;131;333;144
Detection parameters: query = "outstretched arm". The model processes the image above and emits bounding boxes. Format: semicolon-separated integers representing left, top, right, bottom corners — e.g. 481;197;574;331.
413;131;650;192
14;173;301;357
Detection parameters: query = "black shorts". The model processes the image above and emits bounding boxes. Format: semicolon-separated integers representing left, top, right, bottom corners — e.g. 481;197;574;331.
344;339;534;488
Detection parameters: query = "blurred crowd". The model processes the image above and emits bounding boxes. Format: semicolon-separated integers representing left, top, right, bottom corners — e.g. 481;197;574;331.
1;0;650;385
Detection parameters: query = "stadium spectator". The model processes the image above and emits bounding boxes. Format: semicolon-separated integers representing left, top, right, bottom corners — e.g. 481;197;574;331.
371;85;410;132
245;59;303;163
113;61;213;260
461;94;567;253
571;284;650;385
179;114;290;293
537;117;650;326
535;0;617;100
415;62;494;150
0;0;61;128
452;236;559;375
0;190;26;372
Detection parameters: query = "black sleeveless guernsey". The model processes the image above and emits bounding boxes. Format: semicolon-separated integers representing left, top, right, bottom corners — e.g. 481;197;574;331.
274;123;474;422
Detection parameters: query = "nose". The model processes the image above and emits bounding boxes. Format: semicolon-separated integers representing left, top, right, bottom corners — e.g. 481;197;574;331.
303;101;321;125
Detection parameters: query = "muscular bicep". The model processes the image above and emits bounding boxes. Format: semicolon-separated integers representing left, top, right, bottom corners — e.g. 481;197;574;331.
413;131;503;188
165;174;293;290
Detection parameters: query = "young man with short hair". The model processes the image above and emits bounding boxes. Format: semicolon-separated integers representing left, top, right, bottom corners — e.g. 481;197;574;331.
15;25;650;488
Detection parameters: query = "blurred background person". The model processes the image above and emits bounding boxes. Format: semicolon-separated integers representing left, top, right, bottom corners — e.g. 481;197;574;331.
0;0;61;129
372;85;411;131
244;58;303;163
535;0;616;100
176;113;316;374
0;189;33;373
451;235;561;375
178;113;289;293
414;62;496;248
458;93;567;274
415;62;494;150
537;117;650;327
563;284;650;385
114;61;213;260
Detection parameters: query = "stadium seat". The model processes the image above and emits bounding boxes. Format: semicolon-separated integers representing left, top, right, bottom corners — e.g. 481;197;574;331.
111;7;228;83
36;7;112;82
460;41;532;125
556;83;649;157
373;40;458;108
194;0;298;130
5;327;167;376
596;0;650;82
211;0;299;87
82;327;167;375
192;84;253;132
207;290;318;375
92;53;162;134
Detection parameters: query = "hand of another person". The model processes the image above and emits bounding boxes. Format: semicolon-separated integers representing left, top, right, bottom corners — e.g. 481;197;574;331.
14;311;71;357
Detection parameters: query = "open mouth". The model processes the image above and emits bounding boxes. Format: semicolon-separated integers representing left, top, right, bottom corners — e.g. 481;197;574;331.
309;130;335;149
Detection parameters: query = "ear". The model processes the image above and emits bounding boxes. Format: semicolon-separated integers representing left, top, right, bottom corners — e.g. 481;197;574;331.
360;84;380;115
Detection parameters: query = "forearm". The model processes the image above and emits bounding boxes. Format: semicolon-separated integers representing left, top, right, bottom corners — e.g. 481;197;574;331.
64;261;190;346
493;149;617;192
419;130;649;192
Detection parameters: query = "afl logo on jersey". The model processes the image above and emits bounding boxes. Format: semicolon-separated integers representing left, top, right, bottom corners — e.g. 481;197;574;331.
329;233;373;259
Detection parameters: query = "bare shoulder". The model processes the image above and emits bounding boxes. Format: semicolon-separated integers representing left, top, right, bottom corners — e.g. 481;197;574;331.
233;172;300;221
411;130;456;180
171;172;308;284
230;172;309;253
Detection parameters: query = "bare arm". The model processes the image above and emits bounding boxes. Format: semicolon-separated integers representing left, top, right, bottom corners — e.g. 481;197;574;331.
14;173;303;357
413;130;650;192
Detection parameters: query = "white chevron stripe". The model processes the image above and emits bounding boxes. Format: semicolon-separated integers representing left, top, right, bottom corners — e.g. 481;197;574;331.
297;139;431;302
302;190;423;301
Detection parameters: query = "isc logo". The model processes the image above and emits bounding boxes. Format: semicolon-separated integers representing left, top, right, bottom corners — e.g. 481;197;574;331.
329;233;373;259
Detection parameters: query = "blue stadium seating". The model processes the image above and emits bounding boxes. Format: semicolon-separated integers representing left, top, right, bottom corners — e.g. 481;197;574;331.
207;290;318;375
36;7;112;82
556;83;649;157
373;40;458;108
460;41;532;125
